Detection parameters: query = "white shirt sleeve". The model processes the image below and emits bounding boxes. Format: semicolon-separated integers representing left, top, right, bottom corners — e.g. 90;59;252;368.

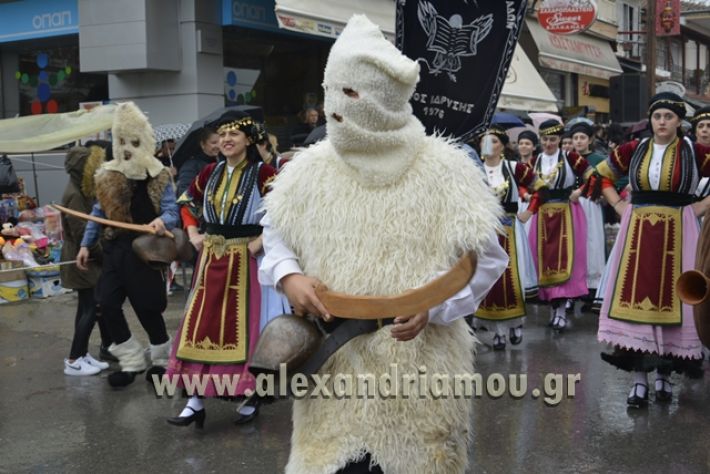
427;232;508;325
258;213;303;290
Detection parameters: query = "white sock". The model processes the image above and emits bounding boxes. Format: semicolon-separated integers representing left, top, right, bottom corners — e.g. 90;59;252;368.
556;305;566;318
655;373;671;391
513;326;522;338
629;372;648;397
495;323;505;337
179;396;204;417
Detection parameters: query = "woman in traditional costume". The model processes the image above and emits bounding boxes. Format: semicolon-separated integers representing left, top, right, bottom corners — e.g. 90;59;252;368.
474;127;545;350
516;130;538;235
528;120;594;331
590;92;710;407
165;110;284;427
569;122;607;310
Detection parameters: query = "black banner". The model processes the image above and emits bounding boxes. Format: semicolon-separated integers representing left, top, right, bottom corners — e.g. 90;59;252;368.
396;0;527;143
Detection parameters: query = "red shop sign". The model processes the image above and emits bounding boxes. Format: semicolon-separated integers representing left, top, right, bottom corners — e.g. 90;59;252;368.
537;0;598;35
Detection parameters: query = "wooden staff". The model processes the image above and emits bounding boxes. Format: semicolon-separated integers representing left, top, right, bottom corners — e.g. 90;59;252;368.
51;204;175;239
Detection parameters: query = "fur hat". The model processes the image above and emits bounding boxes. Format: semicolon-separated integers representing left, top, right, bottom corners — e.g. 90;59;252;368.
539;119;564;137
648;92;686;119
104;102;164;180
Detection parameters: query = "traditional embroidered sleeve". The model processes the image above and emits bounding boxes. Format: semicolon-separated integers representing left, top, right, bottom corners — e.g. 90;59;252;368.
179;162;215;228
595;140;638;183
258;163;277;196
566;150;594;180
694;142;710;177
428;232;508;325
514;162;545;191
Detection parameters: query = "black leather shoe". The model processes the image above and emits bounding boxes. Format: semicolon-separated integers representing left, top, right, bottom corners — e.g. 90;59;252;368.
626;383;649;408
108;370;141;387
234;404;259;425
492;334;506;351
509;326;523;345
655;379;673;402
167;407;205;428
145;365;166;382
99;345;118;363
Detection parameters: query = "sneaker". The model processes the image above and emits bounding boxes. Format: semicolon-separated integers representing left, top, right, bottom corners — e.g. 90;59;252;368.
84;353;110;370
64;357;101;376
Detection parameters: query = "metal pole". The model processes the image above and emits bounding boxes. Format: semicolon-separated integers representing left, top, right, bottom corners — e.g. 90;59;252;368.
31;152;40;205
647;0;657;98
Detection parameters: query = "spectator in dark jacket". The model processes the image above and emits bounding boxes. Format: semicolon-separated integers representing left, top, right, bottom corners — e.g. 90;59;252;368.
60;144;114;376
176;127;220;197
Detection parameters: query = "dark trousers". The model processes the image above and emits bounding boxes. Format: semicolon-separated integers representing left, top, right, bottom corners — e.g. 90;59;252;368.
336;454;383;474
68;288;112;359
98;239;169;346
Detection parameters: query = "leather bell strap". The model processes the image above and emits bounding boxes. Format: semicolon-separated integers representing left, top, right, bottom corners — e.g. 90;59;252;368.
314;252;478;319
51;204;175;239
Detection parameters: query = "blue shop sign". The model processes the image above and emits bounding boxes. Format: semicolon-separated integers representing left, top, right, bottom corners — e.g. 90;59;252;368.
0;0;79;43
222;0;280;33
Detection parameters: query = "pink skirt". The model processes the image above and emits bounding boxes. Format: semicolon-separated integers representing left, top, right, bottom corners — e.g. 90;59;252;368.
529;201;589;301
597;205;702;359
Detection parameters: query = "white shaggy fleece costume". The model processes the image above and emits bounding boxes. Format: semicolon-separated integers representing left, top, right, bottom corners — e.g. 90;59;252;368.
261;15;504;474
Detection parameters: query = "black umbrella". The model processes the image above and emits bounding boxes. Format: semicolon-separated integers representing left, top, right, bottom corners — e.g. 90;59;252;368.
303;124;326;146
172;105;264;170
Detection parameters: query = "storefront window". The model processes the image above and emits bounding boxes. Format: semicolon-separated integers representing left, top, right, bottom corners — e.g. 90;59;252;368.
540;69;565;107
16;40;107;115
223;27;332;148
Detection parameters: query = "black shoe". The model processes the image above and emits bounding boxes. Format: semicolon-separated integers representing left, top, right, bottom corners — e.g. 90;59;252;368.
509;326;523;345
655;379;673;402
108;370;141;387
626;383;649;408
492;334;506;351
234;404;259;425
167;407;205;428
145;365;166;382
99;345;118;363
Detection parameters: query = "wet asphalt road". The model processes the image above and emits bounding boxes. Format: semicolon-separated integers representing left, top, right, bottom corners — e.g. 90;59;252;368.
1;292;709;473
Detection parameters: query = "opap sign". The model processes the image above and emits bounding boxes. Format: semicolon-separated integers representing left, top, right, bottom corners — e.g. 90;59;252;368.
536;0;597;35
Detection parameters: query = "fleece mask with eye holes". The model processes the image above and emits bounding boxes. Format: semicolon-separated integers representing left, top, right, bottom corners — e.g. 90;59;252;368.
104;102;164;180
322;14;426;187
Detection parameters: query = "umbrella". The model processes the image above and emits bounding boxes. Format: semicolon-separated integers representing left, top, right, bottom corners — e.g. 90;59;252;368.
491;112;525;129
507;124;537;144
629;119;649;134
154;123;190;144
529;112;563;131
303;124;326;146
172;105;264;169
564;117;595;131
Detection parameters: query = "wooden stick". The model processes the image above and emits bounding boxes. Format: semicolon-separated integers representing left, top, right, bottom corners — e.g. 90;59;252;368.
51;203;175;239
314;252;478;319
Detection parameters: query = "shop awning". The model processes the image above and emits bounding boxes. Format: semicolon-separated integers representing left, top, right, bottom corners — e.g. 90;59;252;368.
274;0;395;39
500;45;559;112
0;105;116;153
526;19;622;80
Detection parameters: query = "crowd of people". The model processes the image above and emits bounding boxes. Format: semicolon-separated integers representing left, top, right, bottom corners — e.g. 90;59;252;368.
52;14;710;474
